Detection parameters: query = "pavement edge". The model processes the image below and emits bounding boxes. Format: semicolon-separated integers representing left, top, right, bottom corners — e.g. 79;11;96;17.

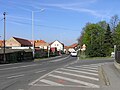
98;65;110;86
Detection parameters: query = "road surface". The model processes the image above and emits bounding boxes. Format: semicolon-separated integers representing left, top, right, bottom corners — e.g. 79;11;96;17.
0;55;113;90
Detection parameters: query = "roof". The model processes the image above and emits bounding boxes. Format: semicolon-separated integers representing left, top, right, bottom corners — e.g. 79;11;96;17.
64;46;69;49
35;40;49;47
50;40;64;46
69;43;78;48
13;37;32;46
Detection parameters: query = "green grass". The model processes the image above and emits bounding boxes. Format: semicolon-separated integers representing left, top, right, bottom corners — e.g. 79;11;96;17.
79;55;112;60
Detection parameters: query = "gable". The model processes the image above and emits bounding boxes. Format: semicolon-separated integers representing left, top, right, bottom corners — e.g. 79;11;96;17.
51;40;63;46
6;37;21;47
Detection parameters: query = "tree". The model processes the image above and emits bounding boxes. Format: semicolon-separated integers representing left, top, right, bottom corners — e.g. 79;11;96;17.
103;24;113;56
113;22;120;50
81;23;105;57
97;21;108;30
110;15;119;33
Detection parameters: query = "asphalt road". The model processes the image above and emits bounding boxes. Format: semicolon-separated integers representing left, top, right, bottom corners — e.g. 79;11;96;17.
0;55;76;90
0;55;114;90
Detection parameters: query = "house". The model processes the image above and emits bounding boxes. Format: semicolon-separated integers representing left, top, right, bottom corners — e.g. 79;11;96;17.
50;40;64;52
68;43;78;52
6;37;32;49
35;40;49;50
64;46;69;54
0;40;3;47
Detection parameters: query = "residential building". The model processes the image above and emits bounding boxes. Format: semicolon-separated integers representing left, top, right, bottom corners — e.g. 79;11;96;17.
68;43;78;52
35;40;49;50
6;37;32;48
64;46;69;54
0;40;3;47
50;40;64;51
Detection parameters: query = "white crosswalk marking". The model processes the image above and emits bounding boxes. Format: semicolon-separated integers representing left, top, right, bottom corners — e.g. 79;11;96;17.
66;67;98;73
60;68;98;76
54;70;99;81
75;65;99;68
48;74;100;88
75;66;98;70
29;63;101;88
40;79;64;86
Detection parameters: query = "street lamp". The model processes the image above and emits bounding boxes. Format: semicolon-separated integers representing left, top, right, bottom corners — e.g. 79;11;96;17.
32;9;44;58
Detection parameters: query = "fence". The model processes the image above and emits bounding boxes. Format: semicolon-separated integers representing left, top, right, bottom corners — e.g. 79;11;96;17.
115;51;120;64
0;49;33;63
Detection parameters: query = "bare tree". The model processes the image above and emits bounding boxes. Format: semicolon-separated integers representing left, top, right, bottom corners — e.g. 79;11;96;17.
110;15;120;33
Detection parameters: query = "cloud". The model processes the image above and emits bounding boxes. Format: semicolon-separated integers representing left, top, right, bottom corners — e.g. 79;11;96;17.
38;1;110;19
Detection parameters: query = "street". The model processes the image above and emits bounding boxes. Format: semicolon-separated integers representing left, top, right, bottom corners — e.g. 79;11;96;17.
0;55;113;90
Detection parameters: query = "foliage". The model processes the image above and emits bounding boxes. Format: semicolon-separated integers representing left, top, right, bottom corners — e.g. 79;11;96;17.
77;15;120;58
113;22;120;50
110;15;119;33
103;24;113;56
81;23;105;57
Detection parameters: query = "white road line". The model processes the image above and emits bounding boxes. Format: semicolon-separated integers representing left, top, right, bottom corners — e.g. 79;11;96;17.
78;65;99;68
50;56;69;62
33;84;95;88
0;64;40;71
75;66;98;70
18;89;24;90
35;70;46;73
54;70;99;81
60;68;98;76
40;79;64;86
29;68;59;86
48;74;100;88
66;67;98;73
7;74;24;79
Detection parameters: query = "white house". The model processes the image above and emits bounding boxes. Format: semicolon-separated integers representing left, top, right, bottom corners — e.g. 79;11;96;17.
50;40;64;51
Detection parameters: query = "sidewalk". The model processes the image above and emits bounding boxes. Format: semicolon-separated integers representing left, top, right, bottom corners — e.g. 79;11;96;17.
100;62;120;89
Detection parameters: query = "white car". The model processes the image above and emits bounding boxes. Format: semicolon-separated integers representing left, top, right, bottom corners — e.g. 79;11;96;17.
71;51;77;57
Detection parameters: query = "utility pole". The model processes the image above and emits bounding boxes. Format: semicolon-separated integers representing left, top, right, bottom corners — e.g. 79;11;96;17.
32;11;35;58
3;12;6;63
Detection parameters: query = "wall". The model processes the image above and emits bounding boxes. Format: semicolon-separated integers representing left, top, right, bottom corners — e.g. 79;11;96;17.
51;41;63;51
6;37;21;47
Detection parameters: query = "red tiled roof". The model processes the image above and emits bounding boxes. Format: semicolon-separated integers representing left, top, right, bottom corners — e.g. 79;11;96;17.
64;46;69;49
35;40;46;43
13;37;32;46
35;40;49;47
69;43;78;48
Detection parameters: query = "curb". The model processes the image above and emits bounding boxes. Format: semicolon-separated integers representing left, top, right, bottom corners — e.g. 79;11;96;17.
99;65;110;86
33;55;66;62
114;60;120;70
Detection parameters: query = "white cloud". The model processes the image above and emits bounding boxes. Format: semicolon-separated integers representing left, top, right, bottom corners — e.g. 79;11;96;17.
37;1;110;19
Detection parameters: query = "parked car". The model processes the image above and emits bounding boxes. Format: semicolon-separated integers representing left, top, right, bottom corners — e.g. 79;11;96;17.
70;51;77;57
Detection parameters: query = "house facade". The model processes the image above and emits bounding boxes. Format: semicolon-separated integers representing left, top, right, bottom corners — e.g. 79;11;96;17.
35;40;49;50
50;40;64;51
0;40;3;47
68;43;78;52
6;37;32;48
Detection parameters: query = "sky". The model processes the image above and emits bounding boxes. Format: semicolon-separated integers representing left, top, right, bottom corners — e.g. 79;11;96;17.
0;0;120;45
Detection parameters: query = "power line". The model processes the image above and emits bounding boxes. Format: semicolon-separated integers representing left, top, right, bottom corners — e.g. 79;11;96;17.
0;18;4;21
8;19;80;31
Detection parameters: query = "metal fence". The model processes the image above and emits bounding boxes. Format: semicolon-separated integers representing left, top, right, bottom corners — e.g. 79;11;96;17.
115;51;120;64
